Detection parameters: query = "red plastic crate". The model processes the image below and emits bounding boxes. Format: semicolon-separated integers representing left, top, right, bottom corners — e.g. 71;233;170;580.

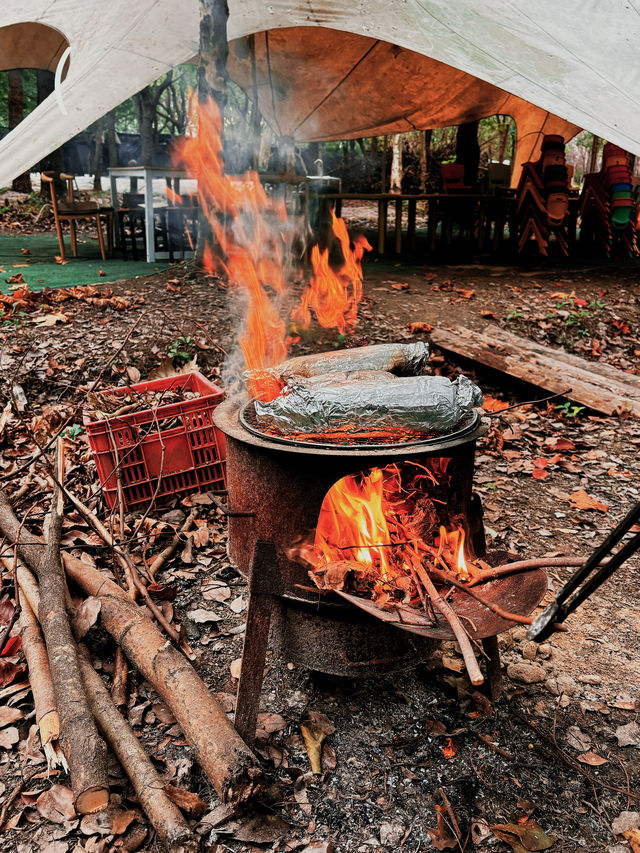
84;372;226;511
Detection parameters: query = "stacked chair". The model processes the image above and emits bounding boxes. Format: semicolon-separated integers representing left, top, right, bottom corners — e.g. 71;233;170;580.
578;143;638;257
515;135;570;256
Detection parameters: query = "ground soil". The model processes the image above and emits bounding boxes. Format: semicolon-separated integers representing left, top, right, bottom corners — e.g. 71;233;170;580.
0;255;639;853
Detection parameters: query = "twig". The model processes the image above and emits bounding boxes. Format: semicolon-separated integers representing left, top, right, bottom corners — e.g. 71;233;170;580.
473;731;514;760
415;564;483;685
468;556;602;586
483;388;573;417
148;509;196;579
513;708;640;802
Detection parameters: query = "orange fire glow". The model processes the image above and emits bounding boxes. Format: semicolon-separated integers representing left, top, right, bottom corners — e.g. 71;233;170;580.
294;211;372;333
173;96;371;401
307;464;478;607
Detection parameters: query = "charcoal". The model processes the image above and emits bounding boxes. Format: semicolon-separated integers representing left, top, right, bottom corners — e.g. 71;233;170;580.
276;342;430;379
253;374;482;434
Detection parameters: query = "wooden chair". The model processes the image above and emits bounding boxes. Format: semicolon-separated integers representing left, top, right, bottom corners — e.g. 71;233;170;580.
41;171;114;261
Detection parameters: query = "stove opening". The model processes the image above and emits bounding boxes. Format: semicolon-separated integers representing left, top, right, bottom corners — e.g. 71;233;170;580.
291;458;482;611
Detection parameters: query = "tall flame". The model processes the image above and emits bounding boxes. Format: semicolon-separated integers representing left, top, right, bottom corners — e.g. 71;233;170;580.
294;211;372;333
173;96;371;400
307;464;477;607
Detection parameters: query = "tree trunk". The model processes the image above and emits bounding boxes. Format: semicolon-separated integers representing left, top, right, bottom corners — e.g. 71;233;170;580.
390;133;403;194
419;129;432;193
380;136;388;192
588;135;600;174
37;71;65;196
135;90;155;165
496;116;510;164
249;34;261;169
92;119;103;191
105;109;118;167
9;70;32;193
197;0;230;264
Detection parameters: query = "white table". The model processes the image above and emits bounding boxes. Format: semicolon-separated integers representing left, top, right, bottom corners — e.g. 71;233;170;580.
108;166;190;263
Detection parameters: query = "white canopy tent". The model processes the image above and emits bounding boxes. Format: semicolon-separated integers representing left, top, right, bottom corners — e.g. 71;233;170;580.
1;1;640;187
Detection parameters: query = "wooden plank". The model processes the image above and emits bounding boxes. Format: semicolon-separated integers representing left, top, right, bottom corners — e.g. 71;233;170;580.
430;326;640;417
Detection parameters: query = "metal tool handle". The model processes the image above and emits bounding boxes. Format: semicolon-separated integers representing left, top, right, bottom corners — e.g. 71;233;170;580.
528;501;640;642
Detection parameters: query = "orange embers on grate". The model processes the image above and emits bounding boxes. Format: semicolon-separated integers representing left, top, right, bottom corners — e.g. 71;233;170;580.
298;461;482;609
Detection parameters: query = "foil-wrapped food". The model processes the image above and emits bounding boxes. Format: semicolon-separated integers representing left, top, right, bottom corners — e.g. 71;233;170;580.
275;342;430;380
253;373;483;435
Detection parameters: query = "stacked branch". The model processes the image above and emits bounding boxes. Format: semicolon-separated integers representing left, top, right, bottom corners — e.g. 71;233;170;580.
14;560;197;852
0;487;264;808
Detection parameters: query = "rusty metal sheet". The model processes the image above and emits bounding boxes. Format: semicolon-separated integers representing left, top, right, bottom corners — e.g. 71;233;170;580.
336;569;548;640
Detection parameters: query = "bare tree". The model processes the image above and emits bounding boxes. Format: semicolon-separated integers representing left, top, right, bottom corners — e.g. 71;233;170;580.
134;72;175;165
390;133;403;194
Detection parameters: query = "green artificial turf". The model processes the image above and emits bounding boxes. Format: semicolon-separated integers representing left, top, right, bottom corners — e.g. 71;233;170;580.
0;233;172;294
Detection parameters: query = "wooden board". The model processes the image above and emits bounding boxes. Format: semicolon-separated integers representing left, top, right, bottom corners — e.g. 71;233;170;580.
430;326;640;417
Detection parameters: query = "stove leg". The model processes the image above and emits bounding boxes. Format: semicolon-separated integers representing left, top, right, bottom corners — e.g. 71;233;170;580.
481;634;502;701
234;540;280;749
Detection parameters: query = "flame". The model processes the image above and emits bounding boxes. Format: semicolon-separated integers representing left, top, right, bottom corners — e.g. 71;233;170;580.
294;211;372;333
442;737;458;759
173;95;371;401
306;463;479;606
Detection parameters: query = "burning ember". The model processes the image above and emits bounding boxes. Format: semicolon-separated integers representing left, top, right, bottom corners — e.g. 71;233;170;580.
173;96;371;402
296;461;482;610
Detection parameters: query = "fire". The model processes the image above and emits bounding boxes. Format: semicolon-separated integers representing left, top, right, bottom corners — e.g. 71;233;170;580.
173;95;371;401
293;211;372;333
306;463;479;607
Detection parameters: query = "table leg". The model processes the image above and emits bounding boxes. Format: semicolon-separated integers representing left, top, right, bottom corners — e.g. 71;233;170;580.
378;199;387;255
109;173;120;249
394;198;402;255
407;199;417;255
144;171;155;263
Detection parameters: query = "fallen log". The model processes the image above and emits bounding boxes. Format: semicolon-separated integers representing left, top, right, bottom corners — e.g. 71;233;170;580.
0;490;264;805
17;588;60;747
429;325;640;417
34;464;110;813
15;564;197;853
78;648;198;852
110;647;128;712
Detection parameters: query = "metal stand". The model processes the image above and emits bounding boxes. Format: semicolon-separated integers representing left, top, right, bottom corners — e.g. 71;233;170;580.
481;634;502;701
234;540;281;748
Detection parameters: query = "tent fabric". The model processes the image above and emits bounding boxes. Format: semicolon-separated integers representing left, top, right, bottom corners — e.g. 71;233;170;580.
1;1;639;188
227;27;580;184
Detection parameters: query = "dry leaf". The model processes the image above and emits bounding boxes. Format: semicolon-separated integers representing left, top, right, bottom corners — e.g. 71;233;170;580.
80;809;137;836
256;712;287;738
33;311;69;326
98;269;106;277
1;635;21;656
148;355;197;380
568;489;609;513
490;819;555;852
0;706;24;727
408;321;433;333
300;722;326;774
305;711;336;735
612;811;640;835
72;597;101;640
623;829;640;853
544;436;575;451
0;660;26;688
230;658;242;679
616;722;640;747
125;366;141;383
426;806;458;849
577;751;608;766
186;608;220;624
228;813;289;844
164;784;206;818
201;579;231;602
566;725;591;752
482;396;509;412
454;288;475;299
36;785;77;823
0;726;19;748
